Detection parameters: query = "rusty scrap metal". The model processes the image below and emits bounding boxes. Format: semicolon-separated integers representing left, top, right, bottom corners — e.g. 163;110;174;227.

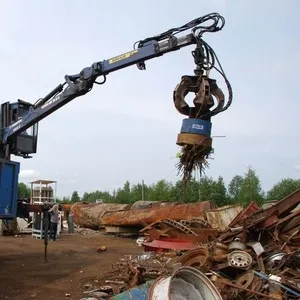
86;193;300;299
101;201;212;227
71;202;130;229
180;217;210;228
206;204;244;232
175;247;211;271
244;188;300;228
220;280;279;300
228;238;246;252
176;142;211;185
140;217;218;245
162;218;197;235
228;201;260;228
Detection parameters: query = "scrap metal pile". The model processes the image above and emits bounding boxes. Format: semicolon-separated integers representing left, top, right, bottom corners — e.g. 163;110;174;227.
91;189;300;299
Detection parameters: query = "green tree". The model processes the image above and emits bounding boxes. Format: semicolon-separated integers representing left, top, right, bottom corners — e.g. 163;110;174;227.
80;190;114;203
170;178;199;203
238;167;264;206
169;176;229;205
18;182;30;198
211;176;229;206
115;181;131;204
148;180;173;201
228;175;244;202
130;183;149;202
71;191;80;203
267;178;300;200
60;196;71;203
81;192;90;202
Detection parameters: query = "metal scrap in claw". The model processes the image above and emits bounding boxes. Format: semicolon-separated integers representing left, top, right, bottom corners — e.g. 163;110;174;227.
176;144;210;187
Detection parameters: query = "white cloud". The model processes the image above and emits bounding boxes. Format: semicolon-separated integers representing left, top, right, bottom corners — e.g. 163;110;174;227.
19;169;40;179
295;166;300;170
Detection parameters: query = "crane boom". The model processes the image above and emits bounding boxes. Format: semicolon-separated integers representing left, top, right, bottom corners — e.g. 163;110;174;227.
2;33;196;144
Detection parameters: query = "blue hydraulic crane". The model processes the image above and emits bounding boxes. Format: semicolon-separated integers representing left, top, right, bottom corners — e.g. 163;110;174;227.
0;12;232;219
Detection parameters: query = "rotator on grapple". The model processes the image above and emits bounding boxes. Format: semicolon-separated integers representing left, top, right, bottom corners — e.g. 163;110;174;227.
0;12;232;220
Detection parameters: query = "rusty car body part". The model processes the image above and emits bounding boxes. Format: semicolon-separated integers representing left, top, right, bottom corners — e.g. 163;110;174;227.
206;204;243;232
228;201;260;228
101;201;212;227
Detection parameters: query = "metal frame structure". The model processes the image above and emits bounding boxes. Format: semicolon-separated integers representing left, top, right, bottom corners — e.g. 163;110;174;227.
30;179;57;204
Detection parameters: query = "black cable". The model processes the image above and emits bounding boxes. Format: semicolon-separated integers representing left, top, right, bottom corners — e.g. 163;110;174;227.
135;13;225;48
200;39;233;116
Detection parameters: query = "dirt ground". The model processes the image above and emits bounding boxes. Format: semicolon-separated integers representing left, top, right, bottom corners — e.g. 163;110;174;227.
0;231;141;300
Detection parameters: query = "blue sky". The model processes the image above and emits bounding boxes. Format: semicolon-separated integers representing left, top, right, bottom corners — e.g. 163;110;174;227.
1;0;299;197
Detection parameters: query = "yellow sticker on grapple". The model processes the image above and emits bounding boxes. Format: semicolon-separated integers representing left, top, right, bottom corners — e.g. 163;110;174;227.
108;50;138;64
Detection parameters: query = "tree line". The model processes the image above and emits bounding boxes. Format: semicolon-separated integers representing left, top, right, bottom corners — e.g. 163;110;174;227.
18;166;300;208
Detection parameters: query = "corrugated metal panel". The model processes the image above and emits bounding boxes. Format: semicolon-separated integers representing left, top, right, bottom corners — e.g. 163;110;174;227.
206;204;243;232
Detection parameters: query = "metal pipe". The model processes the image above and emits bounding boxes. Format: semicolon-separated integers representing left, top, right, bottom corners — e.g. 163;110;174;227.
221;280;278;299
253;270;300;297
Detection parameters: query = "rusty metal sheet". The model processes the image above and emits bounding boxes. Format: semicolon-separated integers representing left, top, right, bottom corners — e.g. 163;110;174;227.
143;239;196;251
270;209;300;232
206;204;243;232
228;201;260;228
101;201;212;227
71;202;130;229
245;188;300;228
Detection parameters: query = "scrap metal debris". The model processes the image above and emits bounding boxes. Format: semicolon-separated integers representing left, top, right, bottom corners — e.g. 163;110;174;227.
85;188;300;299
176;143;210;184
